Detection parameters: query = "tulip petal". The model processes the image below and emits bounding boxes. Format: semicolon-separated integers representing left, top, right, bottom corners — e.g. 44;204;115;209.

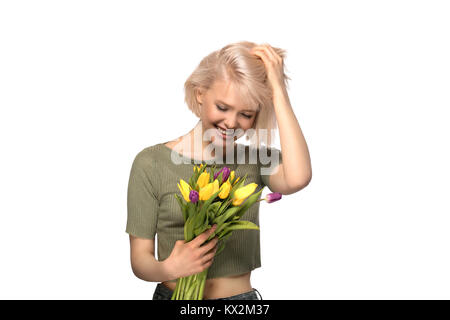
266;192;282;203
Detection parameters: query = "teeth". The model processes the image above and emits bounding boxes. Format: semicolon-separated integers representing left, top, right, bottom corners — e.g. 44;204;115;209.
216;126;233;136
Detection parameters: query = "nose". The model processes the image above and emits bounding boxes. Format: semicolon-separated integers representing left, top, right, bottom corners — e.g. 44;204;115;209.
224;116;238;130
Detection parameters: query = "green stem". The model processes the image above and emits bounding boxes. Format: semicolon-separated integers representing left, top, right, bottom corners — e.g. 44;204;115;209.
193;276;200;300
185;274;197;299
171;267;210;300
186;274;194;299
197;271;204;300
192;273;199;299
182;276;188;300
198;268;209;300
177;276;185;300
178;277;184;299
171;278;180;300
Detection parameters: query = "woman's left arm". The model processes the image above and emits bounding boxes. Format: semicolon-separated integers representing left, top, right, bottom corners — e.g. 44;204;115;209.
251;44;312;193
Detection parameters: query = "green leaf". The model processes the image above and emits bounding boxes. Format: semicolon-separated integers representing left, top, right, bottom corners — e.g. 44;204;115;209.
194;223;208;237
229;173;248;199
174;194;188;222
209;166;216;183
235;188;264;219
197;189;221;221
216;198;233;217
193;206;206;230
193;190;221;235
184;215;195;241
207;202;221;221
187;202;196;219
223;220;260;232
214;221;232;237
219;229;233;240
213;206;241;226
214;231;233;257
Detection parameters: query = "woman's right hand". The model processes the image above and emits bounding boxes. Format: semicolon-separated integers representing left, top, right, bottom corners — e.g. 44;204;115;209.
164;224;219;279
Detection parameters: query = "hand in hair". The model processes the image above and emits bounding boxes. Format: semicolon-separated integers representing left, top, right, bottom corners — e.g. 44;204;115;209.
250;44;286;92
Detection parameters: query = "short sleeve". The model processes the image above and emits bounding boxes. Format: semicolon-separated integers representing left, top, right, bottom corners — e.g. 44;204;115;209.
259;146;283;191
125;151;159;239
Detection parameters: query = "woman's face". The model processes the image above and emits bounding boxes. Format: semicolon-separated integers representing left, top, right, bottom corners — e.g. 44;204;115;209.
196;79;258;148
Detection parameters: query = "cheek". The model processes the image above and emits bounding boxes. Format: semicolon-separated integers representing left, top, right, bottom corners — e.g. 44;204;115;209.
242;117;256;129
205;109;222;122
200;106;213;120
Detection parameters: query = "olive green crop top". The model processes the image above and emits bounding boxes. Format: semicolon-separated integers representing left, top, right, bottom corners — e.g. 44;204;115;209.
125;142;282;279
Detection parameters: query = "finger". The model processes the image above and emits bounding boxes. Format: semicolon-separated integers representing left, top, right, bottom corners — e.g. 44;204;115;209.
201;249;218;265
250;45;260;53
199;236;219;255
192;224;217;247
261;43;277;61
252;48;270;64
264;44;283;63
250;46;264;55
255;44;274;61
203;258;214;269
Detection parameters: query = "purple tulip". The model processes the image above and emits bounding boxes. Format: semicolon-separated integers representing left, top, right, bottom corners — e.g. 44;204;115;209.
214;166;231;184
189;190;199;203
265;192;282;203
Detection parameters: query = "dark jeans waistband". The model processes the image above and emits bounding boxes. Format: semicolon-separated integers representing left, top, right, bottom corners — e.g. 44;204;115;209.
153;283;263;300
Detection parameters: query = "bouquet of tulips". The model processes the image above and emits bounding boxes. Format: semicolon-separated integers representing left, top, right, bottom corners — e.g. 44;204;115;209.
171;163;282;300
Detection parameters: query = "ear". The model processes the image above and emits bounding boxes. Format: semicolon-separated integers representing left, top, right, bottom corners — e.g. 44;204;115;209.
195;87;204;105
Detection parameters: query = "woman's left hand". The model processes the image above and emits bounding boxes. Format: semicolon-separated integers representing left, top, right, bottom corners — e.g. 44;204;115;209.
250;44;285;92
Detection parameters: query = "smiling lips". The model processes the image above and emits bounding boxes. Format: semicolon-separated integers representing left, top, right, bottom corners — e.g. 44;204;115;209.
215;125;233;136
214;125;235;141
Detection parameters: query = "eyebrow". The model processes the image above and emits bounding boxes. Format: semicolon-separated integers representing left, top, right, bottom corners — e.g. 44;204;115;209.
215;100;257;113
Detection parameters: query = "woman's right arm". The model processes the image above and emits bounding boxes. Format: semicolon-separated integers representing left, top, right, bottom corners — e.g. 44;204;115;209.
129;225;219;282
129;235;172;282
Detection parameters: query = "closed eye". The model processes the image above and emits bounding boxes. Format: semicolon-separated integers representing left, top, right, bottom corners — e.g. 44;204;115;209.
216;105;226;111
216;105;253;119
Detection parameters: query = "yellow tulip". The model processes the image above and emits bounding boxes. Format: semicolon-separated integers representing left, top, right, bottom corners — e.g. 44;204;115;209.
233;176;240;186
228;171;235;184
212;179;220;194
218;180;232;199
177;179;191;202
197;172;210;189
199;183;212;201
232;183;258;206
199;180;220;201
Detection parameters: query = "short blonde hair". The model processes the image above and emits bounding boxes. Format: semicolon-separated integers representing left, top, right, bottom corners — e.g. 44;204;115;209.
184;41;291;148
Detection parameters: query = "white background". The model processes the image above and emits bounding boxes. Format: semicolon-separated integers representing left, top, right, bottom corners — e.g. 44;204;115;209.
1;0;449;299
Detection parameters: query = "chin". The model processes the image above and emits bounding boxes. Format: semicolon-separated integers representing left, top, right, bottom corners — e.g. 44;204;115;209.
210;135;236;148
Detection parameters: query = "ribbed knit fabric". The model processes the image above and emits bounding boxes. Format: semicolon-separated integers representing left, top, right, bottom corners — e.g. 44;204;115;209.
126;142;282;280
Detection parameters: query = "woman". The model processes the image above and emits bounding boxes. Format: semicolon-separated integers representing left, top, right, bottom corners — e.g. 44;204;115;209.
126;41;312;300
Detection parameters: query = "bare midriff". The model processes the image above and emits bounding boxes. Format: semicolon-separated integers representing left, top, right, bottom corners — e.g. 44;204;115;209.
162;271;252;299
